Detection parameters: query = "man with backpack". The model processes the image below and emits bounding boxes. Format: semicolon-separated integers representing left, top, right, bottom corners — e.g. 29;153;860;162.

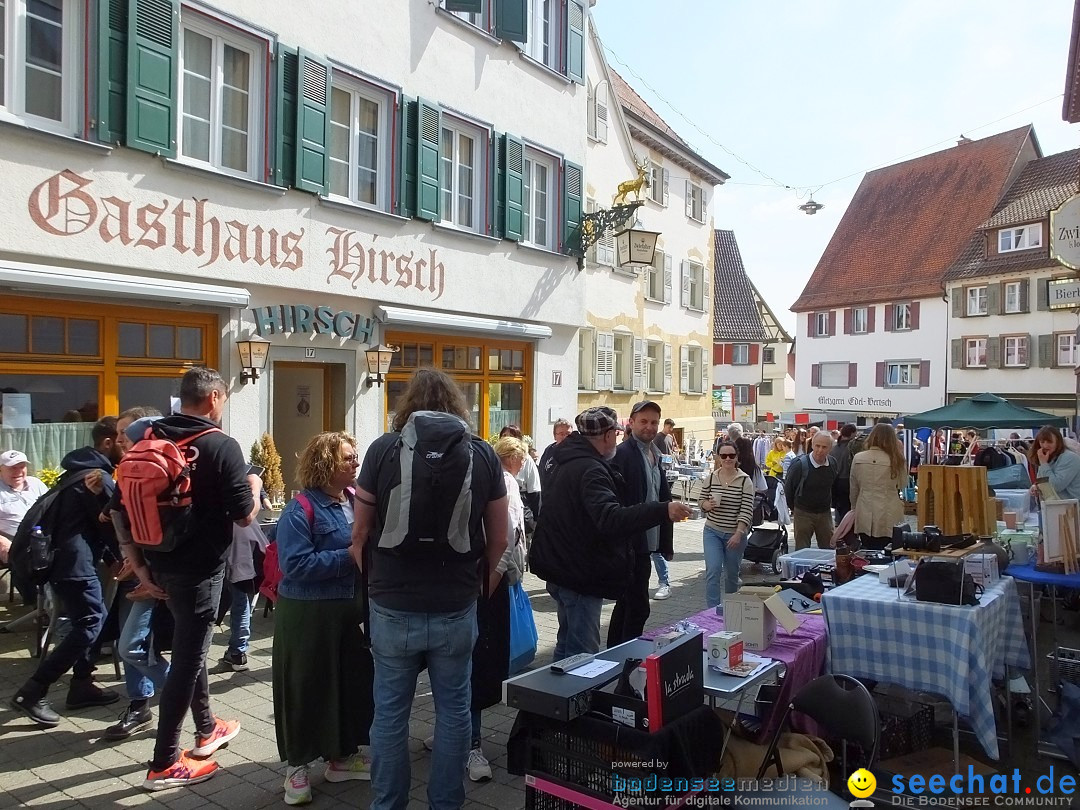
351;368;508;810
120;367;260;791
9;418;124;726
829;424;859;518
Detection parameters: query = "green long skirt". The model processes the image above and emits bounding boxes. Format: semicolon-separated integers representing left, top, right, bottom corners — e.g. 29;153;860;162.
272;593;374;766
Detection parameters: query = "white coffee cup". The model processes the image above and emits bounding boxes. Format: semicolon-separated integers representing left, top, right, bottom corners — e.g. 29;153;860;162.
1012;540;1030;565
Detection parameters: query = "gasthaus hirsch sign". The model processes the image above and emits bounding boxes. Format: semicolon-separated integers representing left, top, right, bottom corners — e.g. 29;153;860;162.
1051;194;1080;271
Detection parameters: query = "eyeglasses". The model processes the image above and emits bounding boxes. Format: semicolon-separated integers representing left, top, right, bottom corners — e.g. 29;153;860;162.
342;454;359;464
718;453;737;459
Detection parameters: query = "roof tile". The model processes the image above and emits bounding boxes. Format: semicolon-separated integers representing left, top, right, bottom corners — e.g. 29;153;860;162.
981;148;1080;228
792;126;1034;312
714;230;768;342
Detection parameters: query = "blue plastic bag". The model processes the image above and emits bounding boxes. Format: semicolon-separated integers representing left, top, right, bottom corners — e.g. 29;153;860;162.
508;581;538;674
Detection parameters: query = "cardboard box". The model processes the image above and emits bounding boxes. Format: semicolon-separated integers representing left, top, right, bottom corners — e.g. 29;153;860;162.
707;631;743;671
722;587;800;651
963;553;1000;587
652;630;684;650
1003;511;1018;530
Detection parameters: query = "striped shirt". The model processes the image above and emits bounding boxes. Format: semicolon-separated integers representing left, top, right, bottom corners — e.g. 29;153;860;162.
698;469;755;533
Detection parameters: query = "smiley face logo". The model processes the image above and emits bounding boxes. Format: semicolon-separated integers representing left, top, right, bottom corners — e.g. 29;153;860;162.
847;768;876;798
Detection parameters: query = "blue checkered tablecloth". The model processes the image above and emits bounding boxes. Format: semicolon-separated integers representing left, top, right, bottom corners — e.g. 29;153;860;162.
821;574;1029;760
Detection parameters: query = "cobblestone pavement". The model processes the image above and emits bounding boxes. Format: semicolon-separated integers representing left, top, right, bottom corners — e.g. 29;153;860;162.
0;518;758;809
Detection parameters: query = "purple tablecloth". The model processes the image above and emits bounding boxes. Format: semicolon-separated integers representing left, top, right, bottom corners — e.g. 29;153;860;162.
642;608;828;740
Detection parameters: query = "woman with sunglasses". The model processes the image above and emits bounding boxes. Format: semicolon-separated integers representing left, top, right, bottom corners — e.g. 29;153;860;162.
272;432;375;805
698;441;756;607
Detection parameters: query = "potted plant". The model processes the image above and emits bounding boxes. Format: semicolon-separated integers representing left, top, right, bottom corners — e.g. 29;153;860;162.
251;433;285;508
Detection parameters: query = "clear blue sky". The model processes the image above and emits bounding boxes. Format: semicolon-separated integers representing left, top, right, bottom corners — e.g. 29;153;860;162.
592;0;1080;334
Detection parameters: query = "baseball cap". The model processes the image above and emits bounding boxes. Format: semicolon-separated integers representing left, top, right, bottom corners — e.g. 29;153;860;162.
0;450;28;467
575;406;623;437
630;400;662;417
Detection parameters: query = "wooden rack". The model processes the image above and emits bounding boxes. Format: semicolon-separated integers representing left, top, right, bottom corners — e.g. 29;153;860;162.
916;465;995;537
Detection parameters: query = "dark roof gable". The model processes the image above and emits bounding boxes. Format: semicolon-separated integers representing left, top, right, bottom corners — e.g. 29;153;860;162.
714;230;767;342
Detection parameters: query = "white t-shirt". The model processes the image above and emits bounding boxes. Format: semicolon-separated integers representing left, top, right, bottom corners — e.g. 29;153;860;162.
0;476;49;539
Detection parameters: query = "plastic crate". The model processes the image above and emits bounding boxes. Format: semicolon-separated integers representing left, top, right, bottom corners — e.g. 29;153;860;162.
1047;647;1080;690
875;695;934;760
525;728;679;805
777;548;835;579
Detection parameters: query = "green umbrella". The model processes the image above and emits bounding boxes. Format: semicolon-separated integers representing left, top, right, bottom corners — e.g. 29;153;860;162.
903;392;1067;430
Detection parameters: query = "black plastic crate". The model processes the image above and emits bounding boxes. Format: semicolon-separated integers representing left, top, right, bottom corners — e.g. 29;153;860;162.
875;695;934;760
526;728;679;805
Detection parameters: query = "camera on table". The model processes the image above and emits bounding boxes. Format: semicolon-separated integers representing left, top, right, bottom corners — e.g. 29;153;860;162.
891;523;943;552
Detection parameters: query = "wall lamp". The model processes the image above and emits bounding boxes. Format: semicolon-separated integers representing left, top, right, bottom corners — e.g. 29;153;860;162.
236;337;271;384
365;343;399;388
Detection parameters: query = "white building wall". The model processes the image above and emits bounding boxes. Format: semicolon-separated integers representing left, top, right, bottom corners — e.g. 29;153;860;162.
795;299;948;417
757;342;795;421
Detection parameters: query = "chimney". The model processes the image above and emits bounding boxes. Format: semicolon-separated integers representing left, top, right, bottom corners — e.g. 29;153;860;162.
956;135;972;145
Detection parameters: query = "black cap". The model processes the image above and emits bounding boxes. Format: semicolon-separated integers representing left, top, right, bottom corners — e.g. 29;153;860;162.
630;400;662;416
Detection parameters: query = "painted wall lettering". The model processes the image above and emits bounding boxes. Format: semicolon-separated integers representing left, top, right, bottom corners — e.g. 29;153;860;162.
325;227;445;301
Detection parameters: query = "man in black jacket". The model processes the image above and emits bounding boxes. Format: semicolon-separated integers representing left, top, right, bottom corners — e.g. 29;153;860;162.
607;401;675;647
10;417;123;726
128;367;260;791
530;407;690;660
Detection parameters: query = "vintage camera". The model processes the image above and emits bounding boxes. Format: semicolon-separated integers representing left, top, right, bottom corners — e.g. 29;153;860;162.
891;523;943;552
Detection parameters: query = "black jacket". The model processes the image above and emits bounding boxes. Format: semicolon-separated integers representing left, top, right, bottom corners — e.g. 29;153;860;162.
611;438;674;559
52;447;117;581
530;432;669;599
140;415;253;578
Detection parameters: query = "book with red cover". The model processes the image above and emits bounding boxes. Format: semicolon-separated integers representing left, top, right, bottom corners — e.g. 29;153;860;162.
644;632;702;733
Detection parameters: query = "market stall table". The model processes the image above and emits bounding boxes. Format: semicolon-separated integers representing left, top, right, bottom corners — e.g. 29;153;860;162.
821;574;1029;762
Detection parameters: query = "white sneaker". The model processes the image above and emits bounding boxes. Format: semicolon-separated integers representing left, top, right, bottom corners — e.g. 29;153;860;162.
284;764;311;806
654;585;671;600
467;747;492;782
324;751;371;782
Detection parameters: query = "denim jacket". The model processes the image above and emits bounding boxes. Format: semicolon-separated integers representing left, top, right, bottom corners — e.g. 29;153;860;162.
276;488;358;601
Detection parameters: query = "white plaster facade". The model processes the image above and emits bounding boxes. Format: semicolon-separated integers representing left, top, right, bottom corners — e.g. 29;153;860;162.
794;299;948;420
0;0;588;472
579;23;722;451
757;342;795;423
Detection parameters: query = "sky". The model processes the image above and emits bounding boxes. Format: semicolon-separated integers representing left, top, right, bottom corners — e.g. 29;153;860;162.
591;0;1080;335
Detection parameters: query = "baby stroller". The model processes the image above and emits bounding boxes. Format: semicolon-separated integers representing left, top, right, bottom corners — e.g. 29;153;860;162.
742;476;789;574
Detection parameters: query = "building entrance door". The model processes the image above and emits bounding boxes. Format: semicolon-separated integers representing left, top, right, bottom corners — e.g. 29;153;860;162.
272;362;346;492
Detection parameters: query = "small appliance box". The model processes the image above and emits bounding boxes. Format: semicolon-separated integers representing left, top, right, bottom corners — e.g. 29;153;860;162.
724;588;777;650
963;553;1000;587
707;631;743;671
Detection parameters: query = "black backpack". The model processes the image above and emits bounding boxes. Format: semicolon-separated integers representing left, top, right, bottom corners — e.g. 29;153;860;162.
375;411;479;557
8;470;93;587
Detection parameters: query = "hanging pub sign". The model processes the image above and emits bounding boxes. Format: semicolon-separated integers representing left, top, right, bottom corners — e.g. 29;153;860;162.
1048;279;1080;310
615;228;660;267
1051;194;1080;271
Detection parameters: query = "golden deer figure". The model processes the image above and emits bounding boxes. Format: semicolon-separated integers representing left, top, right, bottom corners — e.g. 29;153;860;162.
613;158;650;206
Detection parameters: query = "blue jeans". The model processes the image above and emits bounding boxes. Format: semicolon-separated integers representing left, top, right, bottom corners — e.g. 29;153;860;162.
369;599;477;810
118;597;170;701
546;583;602;662
651;552;670;587
31;577;104;689
703;526;747;608
227;583;251;655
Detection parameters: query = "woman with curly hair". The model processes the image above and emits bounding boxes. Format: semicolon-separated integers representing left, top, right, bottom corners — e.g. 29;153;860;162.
273;431;374;805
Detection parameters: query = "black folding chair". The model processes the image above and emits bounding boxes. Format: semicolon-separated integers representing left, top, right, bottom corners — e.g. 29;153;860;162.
756;674;879;781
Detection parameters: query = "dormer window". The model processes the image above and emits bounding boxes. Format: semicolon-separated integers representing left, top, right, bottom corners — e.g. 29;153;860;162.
998;224;1042;253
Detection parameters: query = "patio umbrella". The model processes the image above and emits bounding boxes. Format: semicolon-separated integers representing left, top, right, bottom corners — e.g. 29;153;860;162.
903;392;1067;430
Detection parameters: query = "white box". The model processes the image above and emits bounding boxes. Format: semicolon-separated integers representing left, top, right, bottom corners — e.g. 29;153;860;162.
723;589;777;651
707;631;743;671
964;554;999;587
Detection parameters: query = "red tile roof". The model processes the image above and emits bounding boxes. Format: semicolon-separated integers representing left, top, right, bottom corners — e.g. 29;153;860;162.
792;126;1035;312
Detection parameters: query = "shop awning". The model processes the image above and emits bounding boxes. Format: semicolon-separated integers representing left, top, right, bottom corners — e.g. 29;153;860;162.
0;260;250;308
375;305;552;339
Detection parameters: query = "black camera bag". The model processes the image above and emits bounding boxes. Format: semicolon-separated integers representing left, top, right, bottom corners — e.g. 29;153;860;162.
914;561;980;606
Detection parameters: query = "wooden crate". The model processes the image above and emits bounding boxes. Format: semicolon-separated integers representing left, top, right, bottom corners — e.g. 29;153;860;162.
915;465;995;536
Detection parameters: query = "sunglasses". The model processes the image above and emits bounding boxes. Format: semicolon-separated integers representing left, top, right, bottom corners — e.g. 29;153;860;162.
717;453;737;459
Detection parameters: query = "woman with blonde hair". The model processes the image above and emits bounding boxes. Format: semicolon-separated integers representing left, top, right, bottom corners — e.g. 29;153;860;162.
849;423;906;550
273;432;374;805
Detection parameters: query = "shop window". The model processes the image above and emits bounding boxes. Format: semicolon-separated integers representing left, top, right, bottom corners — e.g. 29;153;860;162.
1;314;101;357
441;344;482;371
393;342;436;369
119;323;205;362
488;348;524;372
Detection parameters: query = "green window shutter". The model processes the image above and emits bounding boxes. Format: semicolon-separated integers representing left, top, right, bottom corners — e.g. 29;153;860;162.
273;44;298;188
446;0;482;10
565;0;586;84
950;339;962;368
397;96;417;218
951;288;963;318
416;98;442;222
495;0;527;42
126;0;178;157
987;283;1000;315
97;0;128;145
1037;277;1050;311
987;336;1001;368
503;133;524;240
1039;334;1053;368
491;130;503;238
562;159;583;257
294;51;329;194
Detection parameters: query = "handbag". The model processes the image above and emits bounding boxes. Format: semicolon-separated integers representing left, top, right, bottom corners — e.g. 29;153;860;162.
914;560;981;606
508;580;538;674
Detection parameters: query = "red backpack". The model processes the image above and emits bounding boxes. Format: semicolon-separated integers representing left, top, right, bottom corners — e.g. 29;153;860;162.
118;426;221;552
